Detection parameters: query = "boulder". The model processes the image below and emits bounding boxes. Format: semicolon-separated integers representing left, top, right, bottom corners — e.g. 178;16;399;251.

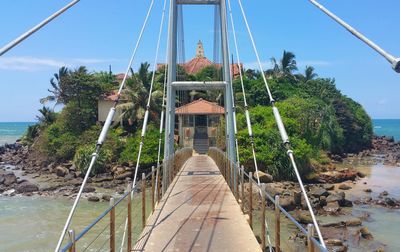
279;196;296;211
338;184;352;190
384;197;397;207
323;202;340;214
293;210;312;224
379;191;389;197
115;171;132;180
15;181;39;193
102;194;111;201
253;171;273;183
2;172;17;186
55;166;69;177
265;183;284;196
326;192;345;203
88;196;100;202
323;184;335;191
363;188;372;193
83;187;96;193
346;218;362;226
310;187;329;198
359;227;373;240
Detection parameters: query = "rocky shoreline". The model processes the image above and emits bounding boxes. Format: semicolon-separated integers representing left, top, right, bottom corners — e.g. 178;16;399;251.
1;135;400;251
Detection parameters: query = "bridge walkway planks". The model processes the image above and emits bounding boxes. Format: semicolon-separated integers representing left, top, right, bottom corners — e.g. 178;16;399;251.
133;155;262;252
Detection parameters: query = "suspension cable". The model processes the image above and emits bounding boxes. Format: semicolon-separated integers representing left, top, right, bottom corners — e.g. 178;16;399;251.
0;0;80;56
227;1;273;250
309;0;400;73
54;1;155;251
237;0;326;248
118;0;168;250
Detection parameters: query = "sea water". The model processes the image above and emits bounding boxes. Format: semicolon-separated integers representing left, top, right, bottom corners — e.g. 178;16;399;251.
373;119;400;141
0;122;34;146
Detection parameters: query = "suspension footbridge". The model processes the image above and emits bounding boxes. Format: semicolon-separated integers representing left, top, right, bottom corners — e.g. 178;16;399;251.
1;0;399;251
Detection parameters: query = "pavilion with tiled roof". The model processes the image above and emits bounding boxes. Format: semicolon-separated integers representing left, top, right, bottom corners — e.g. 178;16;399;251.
175;98;224;153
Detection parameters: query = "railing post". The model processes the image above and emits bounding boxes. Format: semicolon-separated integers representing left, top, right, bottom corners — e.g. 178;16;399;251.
68;229;75;252
235;163;239;200
275;195;281;252
248;172;253;229
261;184;266;251
127;184;132;252
307;224;315;252
110;197;115;252
157;165;161;202
142;173;146;229
151;166;155;211
240;165;244;211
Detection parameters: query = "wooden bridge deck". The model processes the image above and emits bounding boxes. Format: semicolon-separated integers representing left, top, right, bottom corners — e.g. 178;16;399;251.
133;155;262;252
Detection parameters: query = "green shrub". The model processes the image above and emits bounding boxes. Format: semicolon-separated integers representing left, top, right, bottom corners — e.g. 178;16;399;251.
73;145;112;175
119;124;160;167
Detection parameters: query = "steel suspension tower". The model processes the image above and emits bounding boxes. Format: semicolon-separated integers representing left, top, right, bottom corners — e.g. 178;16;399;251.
163;0;237;190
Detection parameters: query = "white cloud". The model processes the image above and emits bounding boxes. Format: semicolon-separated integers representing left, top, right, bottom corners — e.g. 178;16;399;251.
0;56;120;72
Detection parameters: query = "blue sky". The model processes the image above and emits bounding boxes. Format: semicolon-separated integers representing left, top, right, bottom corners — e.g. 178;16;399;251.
0;0;399;121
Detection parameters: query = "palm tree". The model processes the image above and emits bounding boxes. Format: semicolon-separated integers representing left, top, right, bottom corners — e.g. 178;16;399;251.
304;66;318;82
269;51;298;77
116;73;162;127
138;62;151;90
40;66;69;107
36;106;57;126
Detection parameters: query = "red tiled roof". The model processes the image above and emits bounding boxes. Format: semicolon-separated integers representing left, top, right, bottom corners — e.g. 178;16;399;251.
115;73;125;82
183;57;213;75
175;98;225;115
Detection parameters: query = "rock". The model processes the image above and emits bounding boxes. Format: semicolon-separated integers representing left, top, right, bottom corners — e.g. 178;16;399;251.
323;202;340;214
359;227;373;240
323;184;334;191
115;172;132;180
88;196;100;202
15;182;39;193
379;191;389;197
346;218;362;226
254;171;273;183
2;172;17;186
102;194;111;201
341;199;353;207
265;183;284;196
384;197;397;207
319;196;327;207
326;239;343;246
0;176;4;184
338;184;352;190
293;210;312;224
83;187;96;193
279;196;296;211
326;192;345;203
65;173;75;179
55;166;69;177
363;188;372;193
357;171;366;178
310;187;329;198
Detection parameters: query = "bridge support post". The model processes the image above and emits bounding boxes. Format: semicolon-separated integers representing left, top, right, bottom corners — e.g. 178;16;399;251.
151;166;155;212
157;166;161;202
142;173;146;229
275;195;281;252
261;184;266;251
127;184;132;252
110;198;115;252
163;0;178;194
240;165;244;211
219;0;237;188
248;172;253;229
68;229;75;252
307;224;315;252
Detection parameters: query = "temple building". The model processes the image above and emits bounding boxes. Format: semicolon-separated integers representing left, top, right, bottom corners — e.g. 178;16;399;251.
158;40;242;76
175;99;224;154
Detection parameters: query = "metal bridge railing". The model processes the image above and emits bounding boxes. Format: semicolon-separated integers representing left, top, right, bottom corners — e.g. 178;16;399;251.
209;147;328;252
60;148;192;252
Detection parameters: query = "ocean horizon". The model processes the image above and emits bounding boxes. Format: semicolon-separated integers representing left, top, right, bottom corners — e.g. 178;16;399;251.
0;119;399;146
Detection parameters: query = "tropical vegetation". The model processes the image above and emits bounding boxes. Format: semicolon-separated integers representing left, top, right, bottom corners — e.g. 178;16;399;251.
23;50;372;180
